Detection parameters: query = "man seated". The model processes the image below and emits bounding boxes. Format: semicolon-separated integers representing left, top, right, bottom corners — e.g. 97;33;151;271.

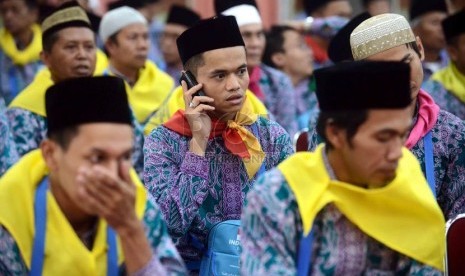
159;4;201;81
0;0;42;105
143;15;293;272
0;76;186;275
241;61;445;275
6;1;144;175
263;25;317;129
426;9;465;119
99;6;174;126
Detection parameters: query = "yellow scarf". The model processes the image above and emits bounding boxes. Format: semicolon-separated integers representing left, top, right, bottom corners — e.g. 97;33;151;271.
8;49;108;116
144;86;269;135
278;145;445;271
432;62;465;103
0;24;42;66
0;149;147;275
108;61;174;124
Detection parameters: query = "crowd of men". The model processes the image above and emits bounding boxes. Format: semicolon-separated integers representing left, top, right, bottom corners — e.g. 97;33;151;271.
1;0;465;274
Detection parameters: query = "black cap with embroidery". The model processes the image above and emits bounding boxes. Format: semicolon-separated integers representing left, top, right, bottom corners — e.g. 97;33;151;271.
177;15;245;65
442;9;465;43
328;12;371;63
409;0;447;21
167;5;201;28
315;61;412;111
214;0;258;14
41;1;91;41
46;76;132;134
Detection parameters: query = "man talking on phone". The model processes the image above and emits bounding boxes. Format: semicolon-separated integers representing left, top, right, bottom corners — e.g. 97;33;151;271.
143;15;294;273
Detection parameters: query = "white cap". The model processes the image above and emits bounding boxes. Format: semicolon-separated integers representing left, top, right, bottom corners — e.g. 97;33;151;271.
221;4;262;27
350;13;416;60
99;6;147;43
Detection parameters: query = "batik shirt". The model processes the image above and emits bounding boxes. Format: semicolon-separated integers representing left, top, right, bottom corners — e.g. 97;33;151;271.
0;50;43;105
308;109;465;220
423;79;465;120
0;111;18;175
143;116;293;263
6;108;145;175
0;195;187;275
260;64;298;138
295;78;319;130
240;167;442;275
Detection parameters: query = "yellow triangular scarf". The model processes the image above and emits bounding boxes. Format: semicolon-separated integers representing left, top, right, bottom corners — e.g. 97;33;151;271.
278;145;445;271
432;62;465;103
0;24;42;66
143;85;269;135
226;101;266;179
8;49;108;116
108;61;174;124
0;149;147;275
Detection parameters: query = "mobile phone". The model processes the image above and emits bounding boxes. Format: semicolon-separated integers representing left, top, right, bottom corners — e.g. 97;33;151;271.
179;71;206;97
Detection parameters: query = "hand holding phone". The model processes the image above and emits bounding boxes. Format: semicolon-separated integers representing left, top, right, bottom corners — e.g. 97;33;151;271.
179;71;206;97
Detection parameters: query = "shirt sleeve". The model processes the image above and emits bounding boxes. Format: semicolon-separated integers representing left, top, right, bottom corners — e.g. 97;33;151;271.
240;169;301;276
139;195;187;275
0;226;28;275
143;126;210;240
0;112;19;175
6;108;47;157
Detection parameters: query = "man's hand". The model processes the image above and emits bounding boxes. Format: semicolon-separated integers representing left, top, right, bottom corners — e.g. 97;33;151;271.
181;79;215;156
76;163;153;273
76;162;138;233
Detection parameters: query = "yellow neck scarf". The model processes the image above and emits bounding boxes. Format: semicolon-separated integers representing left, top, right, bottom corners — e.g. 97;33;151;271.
0;24;42;66
143;86;269;135
225;100;266;179
8;49;108;116
0;150;147;275
432;62;465;103
108;61;174;124
278;145;445;271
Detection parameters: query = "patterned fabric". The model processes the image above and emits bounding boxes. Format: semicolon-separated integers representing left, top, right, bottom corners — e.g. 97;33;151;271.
308;109;465;220
0;111;19;176
259;64;298;138
6;108;145;176
424;78;465;120
143;116;293;263
160;63;182;84
240;168;443;275
0;50;43;105
294;78;319;130
0;195;187;275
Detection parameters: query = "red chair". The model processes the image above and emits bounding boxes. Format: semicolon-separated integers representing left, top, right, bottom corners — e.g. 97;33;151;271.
446;214;465;275
293;128;309;152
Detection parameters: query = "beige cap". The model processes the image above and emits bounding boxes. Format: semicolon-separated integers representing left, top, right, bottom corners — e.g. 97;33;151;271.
350;13;416;60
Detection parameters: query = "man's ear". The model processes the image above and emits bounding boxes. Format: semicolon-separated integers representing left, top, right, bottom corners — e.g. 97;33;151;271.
271;52;286;68
325;121;346;149
415;36;425;61
40;50;50;69
447;44;459;63
40;139;61;172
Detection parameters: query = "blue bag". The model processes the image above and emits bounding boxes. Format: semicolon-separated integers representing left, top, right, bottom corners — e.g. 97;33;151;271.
199;220;242;276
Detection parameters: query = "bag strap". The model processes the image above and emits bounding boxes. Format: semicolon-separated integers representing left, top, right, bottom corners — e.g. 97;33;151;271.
30;178;48;276
30;177;119;276
423;130;436;197
297;230;314;276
